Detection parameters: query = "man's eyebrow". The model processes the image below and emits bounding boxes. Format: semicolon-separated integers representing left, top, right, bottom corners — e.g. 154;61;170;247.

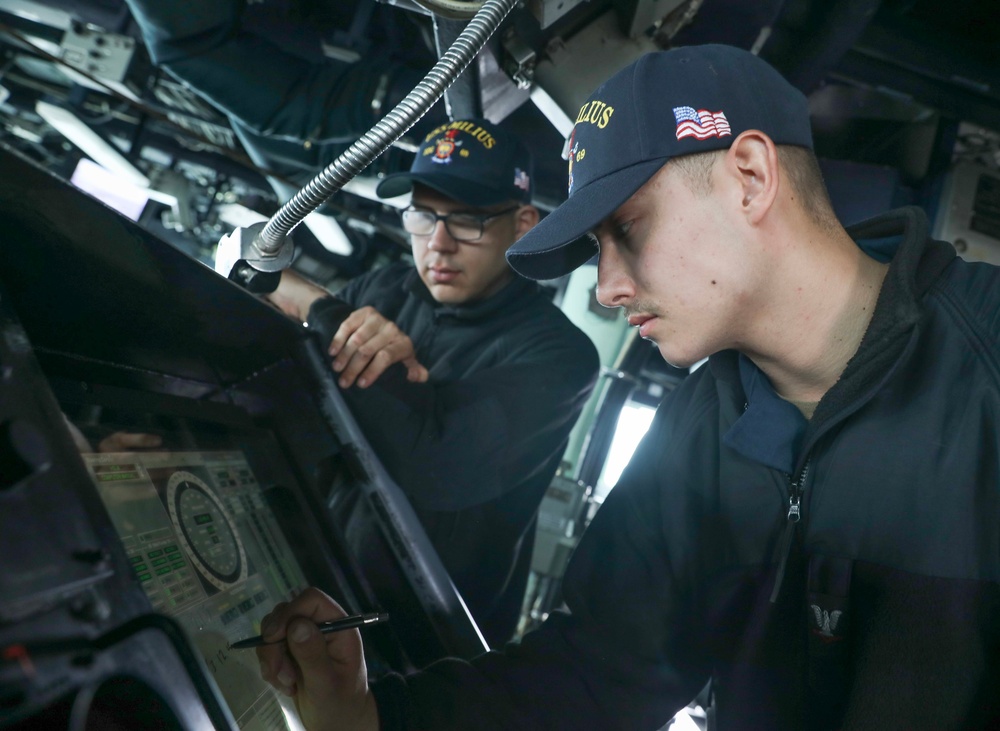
409;203;494;215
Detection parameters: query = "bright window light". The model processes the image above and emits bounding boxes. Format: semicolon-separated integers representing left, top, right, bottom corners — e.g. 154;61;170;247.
70;157;149;221
37;100;149;188
594;402;657;501
302;211;353;256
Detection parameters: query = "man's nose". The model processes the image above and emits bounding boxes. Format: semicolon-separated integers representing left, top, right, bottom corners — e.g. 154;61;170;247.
595;246;633;308
426;220;459;252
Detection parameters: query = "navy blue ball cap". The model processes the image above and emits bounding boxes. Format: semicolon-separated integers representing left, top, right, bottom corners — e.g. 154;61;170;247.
506;44;814;280
376;117;534;207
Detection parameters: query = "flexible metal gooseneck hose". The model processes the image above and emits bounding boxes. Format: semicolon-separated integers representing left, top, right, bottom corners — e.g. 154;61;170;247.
253;0;518;257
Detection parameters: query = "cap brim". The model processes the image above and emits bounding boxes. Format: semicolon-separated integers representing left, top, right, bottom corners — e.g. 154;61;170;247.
505;158;668;280
376;170;514;207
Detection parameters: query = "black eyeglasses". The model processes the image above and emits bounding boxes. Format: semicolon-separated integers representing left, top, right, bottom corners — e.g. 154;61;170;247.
400;205;518;243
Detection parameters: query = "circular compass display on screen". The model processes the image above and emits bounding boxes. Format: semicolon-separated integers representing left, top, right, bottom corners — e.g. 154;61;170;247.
166;471;247;590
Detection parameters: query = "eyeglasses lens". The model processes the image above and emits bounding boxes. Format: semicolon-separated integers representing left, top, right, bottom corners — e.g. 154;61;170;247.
401;210;483;242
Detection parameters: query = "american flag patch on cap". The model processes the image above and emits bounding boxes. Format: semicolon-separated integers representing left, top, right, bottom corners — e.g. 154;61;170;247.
513;168;530;191
673;106;732;140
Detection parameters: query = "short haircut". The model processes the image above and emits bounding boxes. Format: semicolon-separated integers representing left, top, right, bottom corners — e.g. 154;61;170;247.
776;145;839;231
669;145;839;230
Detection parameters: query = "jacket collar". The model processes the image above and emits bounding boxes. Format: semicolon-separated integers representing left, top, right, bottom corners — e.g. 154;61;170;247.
712;207;956;471
809;206;955;429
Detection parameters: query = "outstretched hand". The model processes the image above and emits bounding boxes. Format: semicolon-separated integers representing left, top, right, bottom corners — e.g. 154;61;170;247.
330;306;429;389
97;432;163;453
256;588;379;731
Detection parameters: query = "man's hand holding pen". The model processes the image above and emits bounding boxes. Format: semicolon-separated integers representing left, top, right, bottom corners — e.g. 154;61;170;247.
233;612;387;650
256;587;380;731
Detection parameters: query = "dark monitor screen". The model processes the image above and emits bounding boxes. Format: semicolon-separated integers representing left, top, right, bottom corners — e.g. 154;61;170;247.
74;415;312;731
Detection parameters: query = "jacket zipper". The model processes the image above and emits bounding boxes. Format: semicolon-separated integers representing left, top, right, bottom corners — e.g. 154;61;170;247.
769;459;810;604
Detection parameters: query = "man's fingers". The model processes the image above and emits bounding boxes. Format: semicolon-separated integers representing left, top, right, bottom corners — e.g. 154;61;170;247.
331;318;384;375
255;589;348;693
256;601;294;694
342;330;405;387
354;342;423;388
329;307;376;358
338;328;415;388
404;358;430;383
328;311;364;358
97;432;163;453
285;619;363;700
326;307;423;389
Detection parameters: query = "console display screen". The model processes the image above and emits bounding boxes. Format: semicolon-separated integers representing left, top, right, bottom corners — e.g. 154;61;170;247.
84;448;309;731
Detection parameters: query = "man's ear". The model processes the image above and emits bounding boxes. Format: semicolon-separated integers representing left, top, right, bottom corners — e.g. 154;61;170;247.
726;131;779;224
513;204;541;240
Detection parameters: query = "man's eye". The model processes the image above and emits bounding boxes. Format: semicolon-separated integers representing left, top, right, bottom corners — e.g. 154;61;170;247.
404;209;432;222
449;214;479;228
614;221;633;239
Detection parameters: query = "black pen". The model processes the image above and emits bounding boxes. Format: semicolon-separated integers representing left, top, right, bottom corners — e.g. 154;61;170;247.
230;612;389;650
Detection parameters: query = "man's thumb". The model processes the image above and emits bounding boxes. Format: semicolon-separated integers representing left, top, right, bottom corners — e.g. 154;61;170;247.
285;620;336;690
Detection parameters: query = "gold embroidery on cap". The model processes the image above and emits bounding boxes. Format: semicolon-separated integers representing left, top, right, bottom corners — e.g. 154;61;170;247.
575;100;615;129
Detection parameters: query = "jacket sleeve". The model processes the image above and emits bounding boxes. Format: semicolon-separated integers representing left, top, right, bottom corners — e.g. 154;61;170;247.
309;297;599;511
369;399;715;729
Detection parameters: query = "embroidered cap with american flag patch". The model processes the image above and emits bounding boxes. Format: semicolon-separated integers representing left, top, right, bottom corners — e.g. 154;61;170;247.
507;44;814;281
